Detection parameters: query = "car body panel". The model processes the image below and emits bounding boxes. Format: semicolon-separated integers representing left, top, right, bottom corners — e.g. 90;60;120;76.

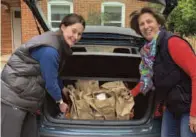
39;119;161;137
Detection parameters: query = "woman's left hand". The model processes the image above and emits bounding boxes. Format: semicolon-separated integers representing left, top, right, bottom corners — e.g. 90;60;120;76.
189;116;196;133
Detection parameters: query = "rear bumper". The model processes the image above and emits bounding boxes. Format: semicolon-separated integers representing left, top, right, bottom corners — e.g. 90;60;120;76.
39;119;161;137
40;133;160;137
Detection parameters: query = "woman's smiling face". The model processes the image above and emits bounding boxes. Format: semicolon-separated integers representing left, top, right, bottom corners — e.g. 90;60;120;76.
61;23;84;47
138;13;161;41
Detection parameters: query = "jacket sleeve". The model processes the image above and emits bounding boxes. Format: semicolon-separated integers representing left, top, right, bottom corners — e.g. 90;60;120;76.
31;46;63;101
130;83;141;97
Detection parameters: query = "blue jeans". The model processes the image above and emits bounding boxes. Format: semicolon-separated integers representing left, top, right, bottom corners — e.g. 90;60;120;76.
161;109;196;137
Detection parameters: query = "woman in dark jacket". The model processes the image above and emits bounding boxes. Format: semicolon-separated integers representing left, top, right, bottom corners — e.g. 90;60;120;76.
1;13;85;137
129;7;196;137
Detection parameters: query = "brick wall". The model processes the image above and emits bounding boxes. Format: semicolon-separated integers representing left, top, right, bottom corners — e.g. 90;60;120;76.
1;8;12;55
40;0;48;19
124;0;147;27
74;0;102;20
74;0;147;27
20;0;44;43
1;0;21;55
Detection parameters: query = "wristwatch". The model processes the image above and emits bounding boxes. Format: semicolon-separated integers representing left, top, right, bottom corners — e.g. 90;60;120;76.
56;99;63;105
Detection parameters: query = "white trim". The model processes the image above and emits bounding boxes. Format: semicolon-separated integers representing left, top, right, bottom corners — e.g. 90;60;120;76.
47;0;73;30
101;2;125;27
11;7;21;52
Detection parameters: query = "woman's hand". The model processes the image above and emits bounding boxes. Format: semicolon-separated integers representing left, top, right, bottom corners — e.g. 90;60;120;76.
129;90;133;95
59;102;69;113
189;116;196;133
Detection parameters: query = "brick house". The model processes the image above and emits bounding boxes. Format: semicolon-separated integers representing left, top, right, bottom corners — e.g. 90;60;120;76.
1;0;147;55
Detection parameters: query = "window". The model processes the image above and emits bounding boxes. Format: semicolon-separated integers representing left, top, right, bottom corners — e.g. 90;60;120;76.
48;0;73;30
101;2;125;27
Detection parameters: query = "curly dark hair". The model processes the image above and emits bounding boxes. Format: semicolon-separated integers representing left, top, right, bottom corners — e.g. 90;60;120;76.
129;7;165;35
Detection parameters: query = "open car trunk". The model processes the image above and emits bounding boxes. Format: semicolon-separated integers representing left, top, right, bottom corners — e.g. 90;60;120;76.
42;53;156;127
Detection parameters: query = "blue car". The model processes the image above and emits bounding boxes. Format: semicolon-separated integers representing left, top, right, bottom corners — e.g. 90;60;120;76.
24;0;177;136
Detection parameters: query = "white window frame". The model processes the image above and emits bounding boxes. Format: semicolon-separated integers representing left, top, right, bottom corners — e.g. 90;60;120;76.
48;0;73;30
101;2;125;27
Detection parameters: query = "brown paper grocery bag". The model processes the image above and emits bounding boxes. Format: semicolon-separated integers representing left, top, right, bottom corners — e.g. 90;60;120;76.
75;99;94;120
113;87;134;120
70;95;78;119
69;87;94;120
92;90;116;120
101;81;126;89
75;80;99;92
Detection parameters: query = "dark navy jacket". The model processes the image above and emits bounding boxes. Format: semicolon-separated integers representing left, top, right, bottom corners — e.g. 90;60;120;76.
153;30;193;117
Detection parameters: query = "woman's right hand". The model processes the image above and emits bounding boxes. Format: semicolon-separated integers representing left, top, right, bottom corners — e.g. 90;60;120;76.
59;102;69;113
189;116;196;133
